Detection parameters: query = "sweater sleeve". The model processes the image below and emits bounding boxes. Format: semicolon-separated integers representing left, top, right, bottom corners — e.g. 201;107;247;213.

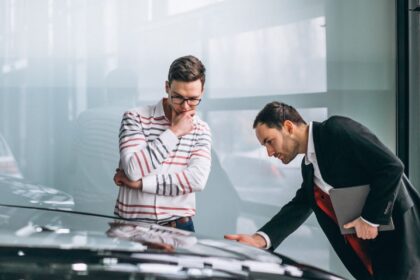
119;111;179;181
142;123;212;196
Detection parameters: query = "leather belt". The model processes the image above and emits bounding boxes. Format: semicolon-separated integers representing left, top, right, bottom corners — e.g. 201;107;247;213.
160;217;191;228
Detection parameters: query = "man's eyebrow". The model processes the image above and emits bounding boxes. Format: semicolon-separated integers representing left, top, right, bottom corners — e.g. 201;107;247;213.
171;91;182;97
262;138;268;145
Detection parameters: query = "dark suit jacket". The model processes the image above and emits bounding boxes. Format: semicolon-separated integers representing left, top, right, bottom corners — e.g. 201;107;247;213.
259;116;420;280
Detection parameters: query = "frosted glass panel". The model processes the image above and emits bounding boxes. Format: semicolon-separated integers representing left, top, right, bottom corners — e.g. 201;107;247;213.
208;17;327;97
0;1;397;278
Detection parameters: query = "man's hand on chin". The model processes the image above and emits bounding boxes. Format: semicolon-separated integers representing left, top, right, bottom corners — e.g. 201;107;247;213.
170;110;195;137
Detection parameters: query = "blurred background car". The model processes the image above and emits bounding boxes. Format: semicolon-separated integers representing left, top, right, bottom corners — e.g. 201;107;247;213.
0;174;74;210
0;134;23;179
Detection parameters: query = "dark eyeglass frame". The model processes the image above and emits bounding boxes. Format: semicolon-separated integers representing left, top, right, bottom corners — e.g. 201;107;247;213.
170;95;202;106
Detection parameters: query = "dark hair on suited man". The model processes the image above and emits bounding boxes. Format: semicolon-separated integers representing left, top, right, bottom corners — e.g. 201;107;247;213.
167;55;206;88
253;101;307;130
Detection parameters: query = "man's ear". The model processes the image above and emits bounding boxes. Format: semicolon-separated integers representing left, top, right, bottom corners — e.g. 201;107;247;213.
283;120;294;134
165;81;170;94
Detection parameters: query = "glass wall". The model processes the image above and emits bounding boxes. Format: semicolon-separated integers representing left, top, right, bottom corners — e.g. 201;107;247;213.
0;0;397;278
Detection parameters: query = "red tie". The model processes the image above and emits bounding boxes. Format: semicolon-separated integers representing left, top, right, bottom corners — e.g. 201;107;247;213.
314;185;373;275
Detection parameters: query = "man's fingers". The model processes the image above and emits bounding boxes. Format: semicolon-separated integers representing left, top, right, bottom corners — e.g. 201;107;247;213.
365;228;378;240
178;110;195;118
344;218;359;229
114;172;125;186
224;234;239;241
343;222;354;229
351;219;379;240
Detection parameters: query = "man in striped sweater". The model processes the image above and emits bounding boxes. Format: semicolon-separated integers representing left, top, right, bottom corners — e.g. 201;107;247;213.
113;55;211;232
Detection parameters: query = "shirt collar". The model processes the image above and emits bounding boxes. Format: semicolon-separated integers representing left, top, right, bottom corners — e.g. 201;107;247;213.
305;122;316;165
154;98;167;119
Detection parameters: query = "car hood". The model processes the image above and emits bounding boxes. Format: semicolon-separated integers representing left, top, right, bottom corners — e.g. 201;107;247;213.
0;205;345;279
0;174;344;279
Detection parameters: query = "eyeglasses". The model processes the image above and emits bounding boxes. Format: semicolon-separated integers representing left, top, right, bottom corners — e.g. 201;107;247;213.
170;95;202;106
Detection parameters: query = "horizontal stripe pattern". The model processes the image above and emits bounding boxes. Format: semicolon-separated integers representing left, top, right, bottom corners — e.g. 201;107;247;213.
115;99;211;222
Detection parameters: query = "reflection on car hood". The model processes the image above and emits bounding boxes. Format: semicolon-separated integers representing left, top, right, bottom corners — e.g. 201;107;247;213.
0;175;345;279
0;206;345;279
0;175;74;210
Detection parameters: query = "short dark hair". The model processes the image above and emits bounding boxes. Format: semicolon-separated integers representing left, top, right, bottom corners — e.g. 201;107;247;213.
253;101;306;129
167;55;206;87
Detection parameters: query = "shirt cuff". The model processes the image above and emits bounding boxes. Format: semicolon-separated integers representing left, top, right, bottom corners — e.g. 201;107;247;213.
256;231;271;249
360;216;379;227
142;175;157;194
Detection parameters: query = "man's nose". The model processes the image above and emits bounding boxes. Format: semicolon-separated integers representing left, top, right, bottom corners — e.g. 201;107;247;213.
181;100;190;110
266;146;275;157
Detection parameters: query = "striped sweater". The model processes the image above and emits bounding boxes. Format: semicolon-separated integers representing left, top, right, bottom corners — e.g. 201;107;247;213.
114;99;212;223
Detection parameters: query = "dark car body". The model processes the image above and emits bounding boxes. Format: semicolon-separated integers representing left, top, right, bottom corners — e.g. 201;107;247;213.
0;175;345;280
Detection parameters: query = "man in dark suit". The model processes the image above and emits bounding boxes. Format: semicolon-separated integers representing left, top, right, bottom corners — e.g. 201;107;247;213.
225;101;420;280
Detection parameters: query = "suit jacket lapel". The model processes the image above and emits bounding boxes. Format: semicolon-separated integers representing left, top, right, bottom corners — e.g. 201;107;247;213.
301;161;316;207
